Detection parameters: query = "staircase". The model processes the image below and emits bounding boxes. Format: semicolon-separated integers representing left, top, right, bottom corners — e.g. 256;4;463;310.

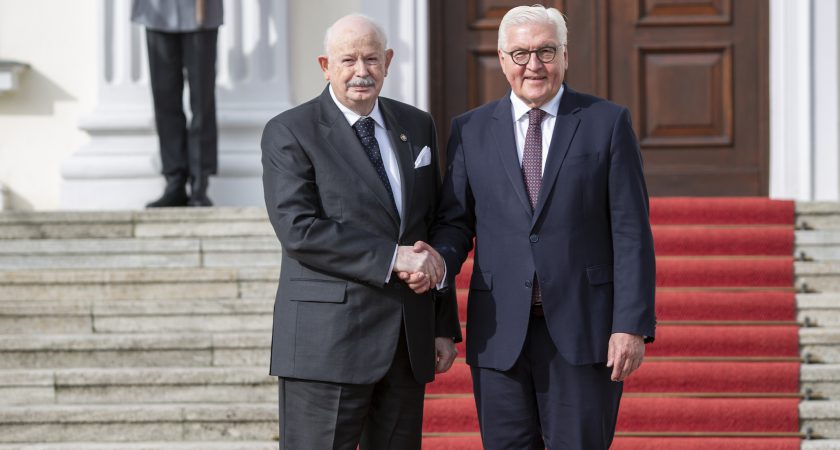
0;202;837;449
0;208;280;449
797;203;840;449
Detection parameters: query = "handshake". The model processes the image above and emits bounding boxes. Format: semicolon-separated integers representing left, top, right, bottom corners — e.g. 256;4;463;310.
394;241;445;294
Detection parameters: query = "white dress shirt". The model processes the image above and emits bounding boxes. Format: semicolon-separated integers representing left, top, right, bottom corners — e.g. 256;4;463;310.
329;85;404;219
510;85;565;174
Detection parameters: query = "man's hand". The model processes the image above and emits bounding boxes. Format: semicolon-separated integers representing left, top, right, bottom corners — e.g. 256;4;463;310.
606;332;645;382
395;241;444;294
434;337;457;373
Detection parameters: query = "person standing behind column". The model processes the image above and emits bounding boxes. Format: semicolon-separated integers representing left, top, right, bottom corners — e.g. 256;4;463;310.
132;0;222;207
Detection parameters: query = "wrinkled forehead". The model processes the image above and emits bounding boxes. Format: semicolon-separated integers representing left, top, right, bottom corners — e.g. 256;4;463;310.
328;29;385;57
504;22;560;48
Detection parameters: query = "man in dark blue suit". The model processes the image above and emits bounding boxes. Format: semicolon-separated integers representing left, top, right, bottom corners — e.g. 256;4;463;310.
424;5;656;449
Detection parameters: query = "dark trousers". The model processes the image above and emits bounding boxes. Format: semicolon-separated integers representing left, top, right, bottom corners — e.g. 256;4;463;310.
145;28;218;180
278;328;425;450
471;314;623;450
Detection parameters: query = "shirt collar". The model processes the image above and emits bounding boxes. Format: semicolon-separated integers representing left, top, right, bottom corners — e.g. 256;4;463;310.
329;84;386;129
510;84;565;122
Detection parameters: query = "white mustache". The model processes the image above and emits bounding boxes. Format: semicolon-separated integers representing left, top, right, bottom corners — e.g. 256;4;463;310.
347;77;376;88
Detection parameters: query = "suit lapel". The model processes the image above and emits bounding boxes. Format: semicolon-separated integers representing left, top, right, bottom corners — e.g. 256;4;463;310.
532;86;581;226
491;96;533;216
317;88;400;229
379;100;414;238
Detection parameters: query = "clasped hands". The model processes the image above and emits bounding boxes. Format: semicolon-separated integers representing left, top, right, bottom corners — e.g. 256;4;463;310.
394;241;444;294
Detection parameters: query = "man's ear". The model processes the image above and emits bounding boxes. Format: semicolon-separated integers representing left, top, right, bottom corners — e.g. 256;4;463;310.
383;49;394;76
497;49;507;76
317;55;330;80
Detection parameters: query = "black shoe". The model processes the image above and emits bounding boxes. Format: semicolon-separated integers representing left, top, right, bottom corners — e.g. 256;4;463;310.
187;175;213;207
146;174;189;208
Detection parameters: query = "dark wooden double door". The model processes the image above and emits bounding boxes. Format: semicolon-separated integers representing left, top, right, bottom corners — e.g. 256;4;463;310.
430;0;769;196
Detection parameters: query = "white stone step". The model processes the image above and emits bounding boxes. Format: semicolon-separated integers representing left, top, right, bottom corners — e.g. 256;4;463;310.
0;403;277;443
799;294;840;327
802;401;840;438
801;329;840;363
804;441;840;450
803;365;840;398
0;267;279;301
0;333;269;369
0;208;274;240
0;299;275;334
798;231;840;260
0;367;275;405
798;202;840;230
796;262;840;292
0;443;278;450
0;239;201;270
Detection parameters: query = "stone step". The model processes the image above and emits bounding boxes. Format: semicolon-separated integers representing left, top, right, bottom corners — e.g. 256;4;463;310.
0;443;278;450
804;441;840;450
803;365;840;398
796;262;840;292
0;333;269;369
0;299;274;334
0;208;273;240
0;267;278;301
798;230;840;260
802;401;840;438
798;202;840;230
801;329;840;363
0;403;277;443
0;237;281;270
800;294;840;327
0;367;275;405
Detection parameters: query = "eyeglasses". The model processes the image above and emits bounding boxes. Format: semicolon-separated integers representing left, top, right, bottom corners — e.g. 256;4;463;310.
502;46;560;66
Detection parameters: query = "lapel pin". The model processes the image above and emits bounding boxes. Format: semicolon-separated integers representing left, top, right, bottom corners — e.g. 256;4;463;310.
400;133;408;142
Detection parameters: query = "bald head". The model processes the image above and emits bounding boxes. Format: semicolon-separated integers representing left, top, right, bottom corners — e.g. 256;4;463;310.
324;14;388;57
317;14;394;116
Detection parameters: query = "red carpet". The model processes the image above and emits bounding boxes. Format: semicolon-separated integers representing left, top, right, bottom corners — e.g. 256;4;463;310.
423;198;799;448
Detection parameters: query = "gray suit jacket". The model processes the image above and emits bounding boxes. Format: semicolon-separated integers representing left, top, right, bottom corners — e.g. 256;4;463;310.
261;86;462;385
131;0;223;32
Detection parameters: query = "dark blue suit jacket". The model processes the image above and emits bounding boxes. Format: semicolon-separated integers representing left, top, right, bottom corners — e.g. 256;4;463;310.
433;86;656;370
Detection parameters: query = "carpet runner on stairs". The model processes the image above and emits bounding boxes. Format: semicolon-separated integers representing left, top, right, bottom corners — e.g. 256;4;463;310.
422;197;800;449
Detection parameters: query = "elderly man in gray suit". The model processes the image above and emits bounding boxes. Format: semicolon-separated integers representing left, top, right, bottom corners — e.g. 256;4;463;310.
260;14;461;450
132;0;222;207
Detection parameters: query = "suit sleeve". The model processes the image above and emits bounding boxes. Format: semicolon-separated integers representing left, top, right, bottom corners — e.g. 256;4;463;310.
608;108;657;342
429;117;463;342
261;117;396;287
432;118;476;290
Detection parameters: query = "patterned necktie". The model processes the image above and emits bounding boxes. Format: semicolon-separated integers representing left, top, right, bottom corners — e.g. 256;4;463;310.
522;108;546;306
352;117;398;215
522;108;546;210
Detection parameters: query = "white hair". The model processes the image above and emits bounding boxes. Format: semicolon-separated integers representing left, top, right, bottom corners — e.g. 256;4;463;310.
498;5;567;50
323;14;388;55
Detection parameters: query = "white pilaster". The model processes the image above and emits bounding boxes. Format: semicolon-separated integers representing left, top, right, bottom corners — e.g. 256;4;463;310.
770;0;840;201
362;0;429;110
60;0;292;209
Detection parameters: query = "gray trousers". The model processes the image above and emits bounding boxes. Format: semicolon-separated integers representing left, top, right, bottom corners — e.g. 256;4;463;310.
278;328;425;450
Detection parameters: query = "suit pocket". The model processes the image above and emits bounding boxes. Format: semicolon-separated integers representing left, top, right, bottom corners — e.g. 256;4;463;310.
585;264;613;285
564;153;596;166
470;271;493;291
287;278;347;303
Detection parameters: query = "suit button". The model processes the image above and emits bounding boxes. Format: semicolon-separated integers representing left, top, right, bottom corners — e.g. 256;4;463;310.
525;280;532;288
529;234;538;243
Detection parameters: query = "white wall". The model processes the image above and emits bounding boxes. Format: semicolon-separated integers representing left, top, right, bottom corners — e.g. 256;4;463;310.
0;0;97;210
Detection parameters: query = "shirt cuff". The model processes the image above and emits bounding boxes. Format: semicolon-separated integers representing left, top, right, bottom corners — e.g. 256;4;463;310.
385;245;399;283
436;262;448;290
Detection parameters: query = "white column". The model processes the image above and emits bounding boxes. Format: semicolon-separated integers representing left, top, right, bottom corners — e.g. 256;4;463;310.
770;0;840;201
61;0;292;209
362;0;429;110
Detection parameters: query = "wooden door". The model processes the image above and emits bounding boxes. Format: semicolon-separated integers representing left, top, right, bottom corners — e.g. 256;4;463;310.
429;0;769;196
